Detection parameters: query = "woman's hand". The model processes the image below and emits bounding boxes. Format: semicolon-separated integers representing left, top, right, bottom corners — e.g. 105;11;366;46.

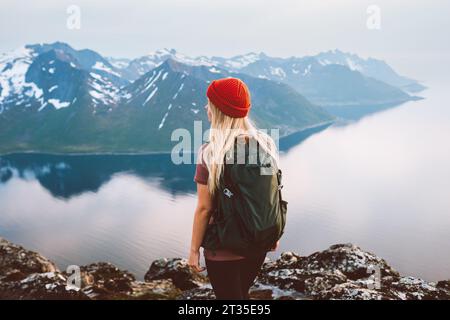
188;249;205;272
270;240;280;251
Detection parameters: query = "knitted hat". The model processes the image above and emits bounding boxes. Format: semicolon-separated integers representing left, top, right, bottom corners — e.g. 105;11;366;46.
206;77;251;118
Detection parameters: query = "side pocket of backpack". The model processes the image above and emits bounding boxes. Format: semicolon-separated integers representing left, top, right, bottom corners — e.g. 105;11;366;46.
279;199;288;238
277;168;288;239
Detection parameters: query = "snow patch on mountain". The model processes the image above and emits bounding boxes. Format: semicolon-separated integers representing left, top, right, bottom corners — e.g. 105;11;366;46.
158;112;169;130
107;57;130;69
172;83;184;100
144;87;158;105
144;70;162;91
218;52;261;69
345;57;363;72
92;61;121;77
147;48;215;67
302;65;312;76
88;72;120;105
270;67;286;78
209;67;221;73
48;98;70;109
0;46;43;104
318;59;331;66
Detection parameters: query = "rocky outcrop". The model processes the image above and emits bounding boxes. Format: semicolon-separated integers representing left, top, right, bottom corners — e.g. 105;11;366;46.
0;238;449;300
144;258;209;290
0;238;57;282
257;244;450;300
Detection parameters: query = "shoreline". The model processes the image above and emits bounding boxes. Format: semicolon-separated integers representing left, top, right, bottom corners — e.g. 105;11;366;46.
1;237;448;300
0;120;336;157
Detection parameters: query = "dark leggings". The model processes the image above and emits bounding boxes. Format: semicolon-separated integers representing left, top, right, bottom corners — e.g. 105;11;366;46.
205;253;266;300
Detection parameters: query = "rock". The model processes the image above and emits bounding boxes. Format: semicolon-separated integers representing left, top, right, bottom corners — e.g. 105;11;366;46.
316;282;397;300
299;243;400;280
0;237;58;281
0;272;88;300
260;268;347;295
256;245;450;300
436;280;450;291
130;279;182;299
177;286;215;300
78;262;135;296
249;288;273;300
144;258;208;290
436;280;450;299
1;237;449;300
388;277;449;300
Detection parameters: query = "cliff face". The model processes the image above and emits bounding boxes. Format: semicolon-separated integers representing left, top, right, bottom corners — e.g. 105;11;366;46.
0;237;449;300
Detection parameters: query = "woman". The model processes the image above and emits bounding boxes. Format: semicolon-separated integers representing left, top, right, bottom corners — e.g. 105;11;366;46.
188;77;280;300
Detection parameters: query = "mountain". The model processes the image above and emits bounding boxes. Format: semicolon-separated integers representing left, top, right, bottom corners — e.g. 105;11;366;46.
111;49;423;107
114;48;215;81
314;49;426;93
0;42;127;114
213;52;421;106
0;42;334;154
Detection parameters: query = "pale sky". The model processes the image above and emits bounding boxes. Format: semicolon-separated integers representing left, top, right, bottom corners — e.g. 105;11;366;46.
1;0;449;81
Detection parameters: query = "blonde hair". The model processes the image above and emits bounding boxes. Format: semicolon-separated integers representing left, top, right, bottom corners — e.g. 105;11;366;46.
203;100;279;194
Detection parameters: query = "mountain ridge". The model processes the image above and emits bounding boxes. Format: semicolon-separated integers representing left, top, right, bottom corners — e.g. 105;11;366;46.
0;42;334;154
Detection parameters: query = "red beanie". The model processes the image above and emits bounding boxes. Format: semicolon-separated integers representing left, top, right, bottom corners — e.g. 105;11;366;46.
206;77;251;118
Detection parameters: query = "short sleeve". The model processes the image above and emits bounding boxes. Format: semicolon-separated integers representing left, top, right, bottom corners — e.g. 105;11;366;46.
194;144;209;185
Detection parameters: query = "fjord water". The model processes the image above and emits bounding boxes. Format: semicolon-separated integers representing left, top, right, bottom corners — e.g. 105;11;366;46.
1;82;449;281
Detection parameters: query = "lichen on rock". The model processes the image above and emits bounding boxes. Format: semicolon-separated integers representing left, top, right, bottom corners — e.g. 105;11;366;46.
1;237;449;300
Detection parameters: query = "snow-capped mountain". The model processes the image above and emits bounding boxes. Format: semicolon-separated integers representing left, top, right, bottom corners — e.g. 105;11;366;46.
0;46;45;112
116;48;216;81
213;51;422;106
0;42;334;154
109;48;423;106
236;56;416;106
121;58;333;136
314;49;426;93
0;42;128;116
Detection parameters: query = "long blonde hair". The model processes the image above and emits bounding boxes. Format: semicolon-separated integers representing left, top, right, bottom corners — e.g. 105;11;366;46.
203;100;279;194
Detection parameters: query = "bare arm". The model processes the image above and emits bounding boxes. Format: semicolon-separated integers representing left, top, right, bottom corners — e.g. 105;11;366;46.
188;183;213;272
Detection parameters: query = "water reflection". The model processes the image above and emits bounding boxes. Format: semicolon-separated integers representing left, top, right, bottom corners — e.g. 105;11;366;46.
0;123;331;199
0;153;198;198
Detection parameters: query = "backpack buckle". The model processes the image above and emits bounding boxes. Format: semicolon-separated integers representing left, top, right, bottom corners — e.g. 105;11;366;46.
223;188;234;198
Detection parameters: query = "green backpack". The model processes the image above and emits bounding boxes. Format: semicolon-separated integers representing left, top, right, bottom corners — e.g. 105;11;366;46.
201;137;288;257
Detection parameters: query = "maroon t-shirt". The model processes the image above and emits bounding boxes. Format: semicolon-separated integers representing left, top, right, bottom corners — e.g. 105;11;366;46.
194;143;245;261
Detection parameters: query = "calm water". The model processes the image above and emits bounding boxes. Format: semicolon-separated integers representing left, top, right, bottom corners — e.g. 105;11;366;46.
1;82;449;281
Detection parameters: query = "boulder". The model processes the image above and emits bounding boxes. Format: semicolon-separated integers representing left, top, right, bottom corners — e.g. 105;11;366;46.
299;243;400;280
315;282;398;300
130;279;182;299
144;258;208;290
1;237;449;300
0;272;88;300
0;237;58;282
177;286;215;300
388;277;450;300
78;262;135;296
